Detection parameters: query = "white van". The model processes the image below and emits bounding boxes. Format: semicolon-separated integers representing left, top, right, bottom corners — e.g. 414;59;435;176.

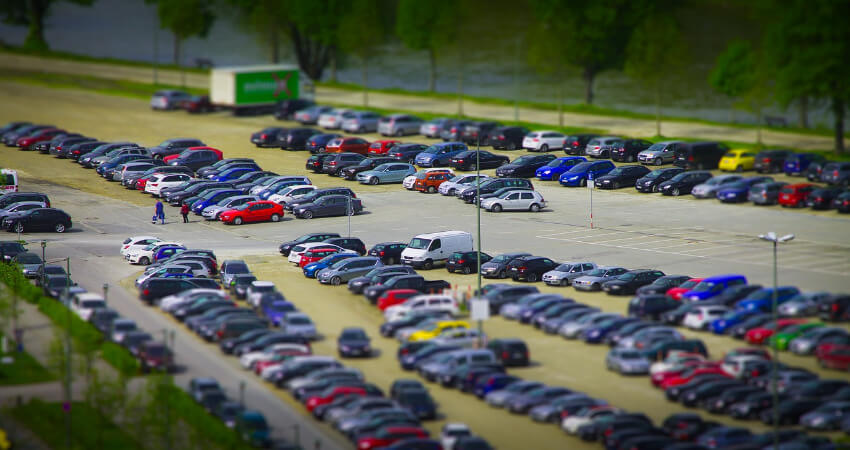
400;231;473;269
1;169;18;193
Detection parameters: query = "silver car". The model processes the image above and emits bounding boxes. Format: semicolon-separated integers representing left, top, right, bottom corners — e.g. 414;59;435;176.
778;292;831;317
618;327;682;349
13;251;44;278
789;327;850;355
202;195;258;220
420;118;455;138
605;348;651;374
378;114;424;136
294;105;333;124
485;380;544;408
542;262;597;286
114;161;157;182
438;174;489;196
92;147;149;166
558;312;621;339
341;111;381;133
572;267;628;291
499;293;563;320
280;313;317;340
585;137;623;158
691;174;743;199
318;108;355;129
317;256;382;285
637;141;685;165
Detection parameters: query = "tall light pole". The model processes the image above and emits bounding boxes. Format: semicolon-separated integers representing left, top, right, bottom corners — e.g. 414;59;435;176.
475;135;483;347
758;231;794;449
63;256;71;450
102;283;109;306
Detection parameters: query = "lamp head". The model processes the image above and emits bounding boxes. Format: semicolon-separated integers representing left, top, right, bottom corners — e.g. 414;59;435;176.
778;234;795;243
758;232;777;242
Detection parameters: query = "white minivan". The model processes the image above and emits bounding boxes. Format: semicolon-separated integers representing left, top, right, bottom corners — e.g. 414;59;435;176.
400;231;473;269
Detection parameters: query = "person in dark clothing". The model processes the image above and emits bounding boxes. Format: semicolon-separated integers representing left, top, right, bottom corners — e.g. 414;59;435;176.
180;203;190;223
155;201;165;224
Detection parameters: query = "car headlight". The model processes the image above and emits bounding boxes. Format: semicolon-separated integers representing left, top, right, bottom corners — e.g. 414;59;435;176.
568;176;579;181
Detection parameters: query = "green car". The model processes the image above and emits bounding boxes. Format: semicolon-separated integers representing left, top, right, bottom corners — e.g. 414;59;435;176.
769;322;823;350
356;163;416;185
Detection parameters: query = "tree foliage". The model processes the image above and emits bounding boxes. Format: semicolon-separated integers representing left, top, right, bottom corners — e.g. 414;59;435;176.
338;0;393;105
225;0;289;63
146;0;215;65
395;0;458;92
0;0;96;50
708;40;756;101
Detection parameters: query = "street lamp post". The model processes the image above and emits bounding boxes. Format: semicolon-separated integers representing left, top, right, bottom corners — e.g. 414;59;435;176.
102;283;109;306
758;231;794;448
476;135;483;347
40;241;46;285
63;256;71;450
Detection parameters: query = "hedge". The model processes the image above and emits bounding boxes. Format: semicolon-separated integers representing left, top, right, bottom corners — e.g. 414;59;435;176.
162;382;255;450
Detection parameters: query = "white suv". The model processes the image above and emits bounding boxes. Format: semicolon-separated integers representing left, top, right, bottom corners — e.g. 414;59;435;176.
144;173;192;196
120;235;160;256
268;185;317;205
523;131;566;152
383;294;458;322
683;305;730;330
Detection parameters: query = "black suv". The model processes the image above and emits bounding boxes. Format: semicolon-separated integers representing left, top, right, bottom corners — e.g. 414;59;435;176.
480;252;531;279
461;121;501;145
594;165;651;189
506;256;558;282
167;149;221;171
279;232;341;256
446;251;491;274
602;269;666;295
283;187;356;212
753;149;793;173
610;139;653;162
673;142;729;170
138;278;199;304
487;126;531;150
459;178;533;203
274;99;315;120
658;171;713;196
563;134;600;155
324;237;367;255
3;208;71;233
0;192;50;209
149;138;205;159
250;127;286;148
495;154;556;178
820;295;850;322
367;242;407;265
281;128;319;150
627;295;680;320
635;168;685;193
387;143;429;164
341;157;396;180
321;153;366;176
305;154;335;172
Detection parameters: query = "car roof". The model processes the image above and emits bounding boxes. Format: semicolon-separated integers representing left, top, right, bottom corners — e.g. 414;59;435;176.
251;281;275;287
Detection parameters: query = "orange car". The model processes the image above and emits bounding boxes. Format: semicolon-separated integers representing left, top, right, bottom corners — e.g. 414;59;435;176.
367;140;401;155
413;171;452;193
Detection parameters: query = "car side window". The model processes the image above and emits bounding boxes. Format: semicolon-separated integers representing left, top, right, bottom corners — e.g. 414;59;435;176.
506;193;519;200
429;239;441;251
521;193;534;200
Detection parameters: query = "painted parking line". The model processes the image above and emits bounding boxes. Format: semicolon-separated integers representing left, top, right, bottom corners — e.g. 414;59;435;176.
590;234;661;245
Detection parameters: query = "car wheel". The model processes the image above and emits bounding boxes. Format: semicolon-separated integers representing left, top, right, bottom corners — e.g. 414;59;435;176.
423;259;433;270
652;184;659;193
139;256;150;265
540;144;549;152
448;188;456;196
13;222;24;233
654;158;663;166
530;203;541;212
54;223;66;233
462;266;471;274
331;276;341;286
270;213;281;222
627;154;636;163
233;216;243;225
448;267;454;273
560;279;569;286
302;210;313;219
527;273;538;282
369;177;379;185
427;186;436;193
395;129;403;137
735;165;743;172
697;163;705;170
507;142;516;150
580;178;587;187
602;151;609;158
671;188;680;196
592;283;601;291
613;181;620;189
386;257;395;265
347;207;356;216
492;204;502;212
498;270;507;279
469;163;477;171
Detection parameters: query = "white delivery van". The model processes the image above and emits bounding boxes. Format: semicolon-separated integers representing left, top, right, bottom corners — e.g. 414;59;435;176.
400;231;473;269
1;169;18;193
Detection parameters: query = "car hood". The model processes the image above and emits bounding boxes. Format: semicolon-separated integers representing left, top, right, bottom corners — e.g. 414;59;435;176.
339;339;370;348
574;276;605;283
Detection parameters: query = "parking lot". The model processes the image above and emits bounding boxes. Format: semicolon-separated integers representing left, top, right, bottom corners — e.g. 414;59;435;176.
3;81;850;448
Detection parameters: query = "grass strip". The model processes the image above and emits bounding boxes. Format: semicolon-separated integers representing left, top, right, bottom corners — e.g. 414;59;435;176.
0;335;54;385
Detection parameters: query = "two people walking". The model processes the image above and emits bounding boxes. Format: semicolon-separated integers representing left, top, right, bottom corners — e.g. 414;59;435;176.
153;200;190;224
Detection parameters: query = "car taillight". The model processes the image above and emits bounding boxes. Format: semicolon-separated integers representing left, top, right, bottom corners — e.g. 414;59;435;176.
143;289;150;296
379;251;385;256
217;330;224;338
688;155;694;161
330;161;337;165
451;127;458;132
498;136;505;140
458;159;464;163
833;304;839;311
834;170;840;176
518;266;527;272
457;259;465;264
502;351;509;359
532;138;539;142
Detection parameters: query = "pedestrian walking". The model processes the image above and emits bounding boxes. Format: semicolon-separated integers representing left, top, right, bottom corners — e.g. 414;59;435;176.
155;200;165;225
180;203;190;223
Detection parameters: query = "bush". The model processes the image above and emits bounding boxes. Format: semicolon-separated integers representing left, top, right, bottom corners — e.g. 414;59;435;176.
163;383;253;450
101;342;139;377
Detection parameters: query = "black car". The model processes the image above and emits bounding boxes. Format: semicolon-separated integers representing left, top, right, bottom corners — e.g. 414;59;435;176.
450;150;510;171
278;232;341;256
324;237;367;255
387;143;429;164
42;274;74;298
67;140;106;160
293;195;362;219
819;295;850;322
458;178;533;203
341;157;396;180
807;187;844;209
167;149;221;171
627;295;679;321
393;389;437;421
832;191;850;212
446;251;491;274
0;240;27;262
635;275;691;296
754;149;793;173
479;252;530;279
337;327;371;358
594;165;651;189
602;269;665;295
305;133;341;154
284;187;356;212
229;274;258;299
138;278;199;304
321;153;366;176
274;99;315;120
487;338;529;367
563;134;600;156
49;136;94;157
90;308;120;334
195;158;254;177
305;154;335;172
506;256;558;282
3;208;72;233
367;242;407;265
280;128;319;150
680;379;743;407
460;121;501;145
487;126;530;150
0;192;51;210
673;141;729;170
761;398;821;425
495;154;556;178
658;171;713;196
250;127;287;148
149;138;205;159
703;385;761;413
610;139;653;163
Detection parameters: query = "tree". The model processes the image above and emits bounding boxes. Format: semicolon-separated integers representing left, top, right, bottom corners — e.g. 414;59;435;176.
287;0;349;81
146;0;215;66
337;0;392;106
225;0;288;63
708;40;756;123
624;14;687;137
764;0;849;154
395;0;458;92
1;0;96;51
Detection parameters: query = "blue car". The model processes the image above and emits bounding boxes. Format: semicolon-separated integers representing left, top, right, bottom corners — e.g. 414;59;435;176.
715;176;773;202
582;317;637;343
161;272;194;280
558;160;615;187
519;298;569;324
784;153;824;176
710;310;759;334
214;166;260;182
262;300;297;327
473;374;521;398
191;189;243;214
258;180;309;200
535;156;587;181
735;286;801;312
152;245;186;262
414;142;468;167
303;252;358;278
682;274;748;302
696;427;753;448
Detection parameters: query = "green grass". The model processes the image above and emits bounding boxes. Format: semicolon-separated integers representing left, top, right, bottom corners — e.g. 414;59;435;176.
0;339;55;385
10;398;141;450
1;44;208;74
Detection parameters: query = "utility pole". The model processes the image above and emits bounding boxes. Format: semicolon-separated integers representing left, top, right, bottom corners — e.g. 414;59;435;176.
153;26;159;86
64;256;71;450
102;283;109;306
476;135;483;347
239;380;246;407
161;328;172;450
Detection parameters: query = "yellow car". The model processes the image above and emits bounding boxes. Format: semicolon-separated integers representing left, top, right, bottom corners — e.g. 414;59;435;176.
407;320;470;342
718;149;756;172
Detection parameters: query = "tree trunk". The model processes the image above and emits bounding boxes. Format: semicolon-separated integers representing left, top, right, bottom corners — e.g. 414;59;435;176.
582;67;596;105
756;103;763;146
428;48;437;93
457;67;464;117
798;95;809;129
833;96;846;155
289;25;330;81
269;27;280;63
329;48;338;83
655;83;662;137
24;0;50;51
173;34;181;66
361;57;369;107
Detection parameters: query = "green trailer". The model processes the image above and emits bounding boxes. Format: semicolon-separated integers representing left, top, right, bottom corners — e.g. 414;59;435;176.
209;65;313;115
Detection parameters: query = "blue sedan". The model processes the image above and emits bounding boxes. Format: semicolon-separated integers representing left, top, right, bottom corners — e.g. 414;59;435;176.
302;252;358;278
735;286;801;312
535;156;587;181
213;167;258;182
558;160;616;187
715;176;773;203
582;317;637;343
710;310;759;334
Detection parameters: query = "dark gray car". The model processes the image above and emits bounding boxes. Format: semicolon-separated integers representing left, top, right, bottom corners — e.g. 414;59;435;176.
480;252;531;279
317;256;383;285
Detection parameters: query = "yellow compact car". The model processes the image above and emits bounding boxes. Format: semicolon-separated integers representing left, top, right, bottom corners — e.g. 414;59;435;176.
718;149;756;172
407;320;470;342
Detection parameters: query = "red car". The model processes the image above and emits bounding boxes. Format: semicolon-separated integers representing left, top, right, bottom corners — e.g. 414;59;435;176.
356;426;429;450
778;183;816;207
377;289;421;311
253;349;312;375
367;140;402;155
162;146;223;163
17;128;63;149
665;278;704;301
817;346;850;371
180;95;215;113
659;366;729;389
745;318;807;345
299;246;344;268
325;137;370;155
816;342;850;360
220;201;284;225
304;385;366;412
651;361;719;387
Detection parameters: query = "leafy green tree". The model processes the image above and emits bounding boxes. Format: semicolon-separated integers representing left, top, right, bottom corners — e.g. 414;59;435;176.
624;14;687;137
1;0;96;51
337;0;392;106
708;40;756;123
395;0;458;92
145;0;215;66
286;0;348;81
225;0;288;63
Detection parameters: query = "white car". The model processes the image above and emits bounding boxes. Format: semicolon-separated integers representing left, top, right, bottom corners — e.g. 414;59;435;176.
201;195;258;221
403;168;454;190
438;174;489;196
144;173;192;196
480;190;547;213
267;185;317;205
383;294;459;322
120;235;160;256
287;242;343;265
246;281;277;308
126;241;183;265
522;131;566;152
721;354;768;378
430;328;486;348
683;305;730;330
69;292;106;321
240;343;311;370
317;109;355;129
159;288;228;312
561;406;620;434
440;423;472;450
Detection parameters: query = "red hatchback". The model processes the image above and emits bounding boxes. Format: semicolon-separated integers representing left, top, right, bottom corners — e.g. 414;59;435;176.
299;247;344;268
659;366;729;389
304;385;366;412
778;183;816;208
817;346;850;371
326;137;370;155
377;289;420;311
220;201;284;225
367;140;402;155
745;318;807;345
666;278;704;301
17;128;64;150
162;146;223;163
356;426;429;450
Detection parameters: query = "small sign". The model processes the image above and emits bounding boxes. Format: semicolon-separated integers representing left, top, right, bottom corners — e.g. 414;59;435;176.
470;299;490;321
587;179;595;189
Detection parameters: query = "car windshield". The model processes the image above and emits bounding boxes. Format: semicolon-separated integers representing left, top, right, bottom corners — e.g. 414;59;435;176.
606;167;626;176
341;329;367;340
421;145;441;155
511;155;537;165
616;273;636;281
408;238;431;250
47;278;68;288
690;281;717;292
225;263;249;273
229;204;251;211
545;159;564;168
554;264;575;272
584;268;607;276
619;351;642;359
669;173;691;182
567;162;592;173
15;253;41;264
645;143;667;151
287;316;311;325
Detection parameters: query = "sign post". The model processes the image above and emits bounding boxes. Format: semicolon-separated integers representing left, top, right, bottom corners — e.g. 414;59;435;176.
588;173;594;229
